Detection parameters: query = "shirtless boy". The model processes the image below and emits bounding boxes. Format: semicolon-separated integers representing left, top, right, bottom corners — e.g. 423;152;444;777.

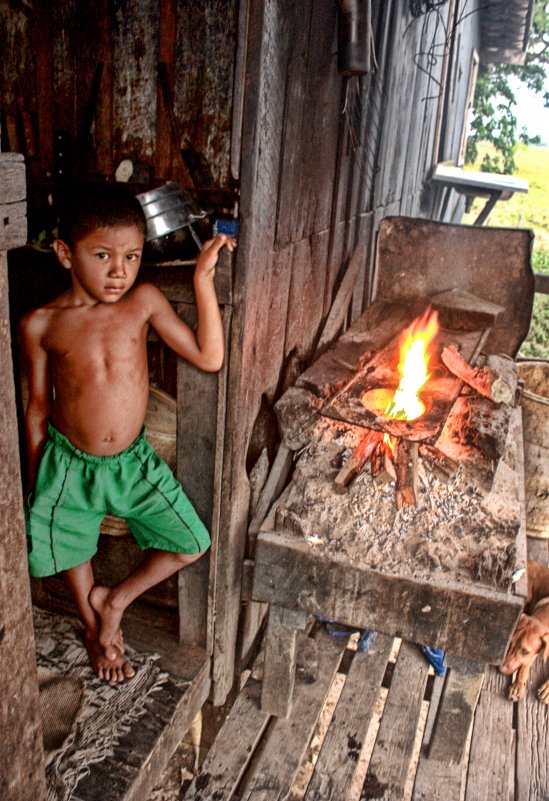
20;182;235;681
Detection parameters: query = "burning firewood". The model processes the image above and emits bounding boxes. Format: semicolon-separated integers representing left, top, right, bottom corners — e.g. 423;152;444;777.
334;429;383;492
395;439;416;509
441;345;516;405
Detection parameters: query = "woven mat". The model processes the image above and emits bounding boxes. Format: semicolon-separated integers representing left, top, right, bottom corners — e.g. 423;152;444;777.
34;607;173;801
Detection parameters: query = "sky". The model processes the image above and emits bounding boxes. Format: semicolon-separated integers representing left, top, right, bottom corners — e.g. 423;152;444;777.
511;76;549;145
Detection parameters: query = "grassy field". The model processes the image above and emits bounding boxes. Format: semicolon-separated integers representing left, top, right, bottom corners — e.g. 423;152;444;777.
462;143;549;359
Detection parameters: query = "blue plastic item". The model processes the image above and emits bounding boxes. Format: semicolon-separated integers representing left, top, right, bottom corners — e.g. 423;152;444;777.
420;645;447;676
213;219;239;237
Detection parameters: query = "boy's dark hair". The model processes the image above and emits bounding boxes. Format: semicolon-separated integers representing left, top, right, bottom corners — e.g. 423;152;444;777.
57;182;147;247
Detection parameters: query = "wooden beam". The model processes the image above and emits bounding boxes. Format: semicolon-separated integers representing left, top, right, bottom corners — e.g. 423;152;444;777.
0;244;47;799
253;530;524;665
260;604;309;718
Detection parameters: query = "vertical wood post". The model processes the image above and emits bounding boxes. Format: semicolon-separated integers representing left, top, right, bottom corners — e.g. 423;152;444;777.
0;154;47;801
176;302;231;650
260;605;309;718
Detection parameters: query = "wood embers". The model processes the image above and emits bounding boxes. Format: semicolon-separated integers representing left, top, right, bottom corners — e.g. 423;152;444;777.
272;298;524;592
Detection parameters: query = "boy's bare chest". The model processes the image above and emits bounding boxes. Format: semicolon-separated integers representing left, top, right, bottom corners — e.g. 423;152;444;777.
45;304;148;371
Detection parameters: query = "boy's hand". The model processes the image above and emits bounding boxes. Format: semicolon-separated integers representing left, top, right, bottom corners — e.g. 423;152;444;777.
195;234;237;279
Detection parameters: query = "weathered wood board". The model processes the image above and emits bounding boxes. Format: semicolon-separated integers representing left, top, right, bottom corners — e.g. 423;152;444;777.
253;530;523;665
0;165;46;801
363;641;430;800
303;633;394;801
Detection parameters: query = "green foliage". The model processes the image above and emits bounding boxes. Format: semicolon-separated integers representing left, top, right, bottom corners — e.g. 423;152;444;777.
463;143;549;358
466;1;548;175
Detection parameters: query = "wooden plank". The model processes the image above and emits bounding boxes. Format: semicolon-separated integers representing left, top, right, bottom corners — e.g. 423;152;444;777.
516;654;549;801
176;302;230;650
0;200;27;251
0;153;26;204
373;217;534;358
173;0;240;191
527;537;548;565
253;530;524;665
73;657;210;801
112;0;159;160
363;641;430;800
0;250;47;801
183;677;271;801
94;0;114;177
154;0;178;178
260;605;309;718
427;654;485;764
303;634;394;801
315;245;367;355
464;667;513;801
211;0;295;705
412;754;464;801
248;444;293;542
240;629;348;800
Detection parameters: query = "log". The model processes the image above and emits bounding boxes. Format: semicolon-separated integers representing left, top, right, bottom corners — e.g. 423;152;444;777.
395;438;416;508
441;345;516;405
418;444;458;480
333;429;383;492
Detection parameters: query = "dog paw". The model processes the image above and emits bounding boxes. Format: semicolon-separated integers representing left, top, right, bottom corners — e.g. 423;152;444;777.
509;680;525;701
538;681;549;703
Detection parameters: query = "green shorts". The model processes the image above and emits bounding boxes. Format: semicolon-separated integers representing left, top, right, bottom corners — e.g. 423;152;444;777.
26;422;211;577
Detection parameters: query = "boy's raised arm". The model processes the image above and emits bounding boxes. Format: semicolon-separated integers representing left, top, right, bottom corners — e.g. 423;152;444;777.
147;234;235;371
18;311;53;494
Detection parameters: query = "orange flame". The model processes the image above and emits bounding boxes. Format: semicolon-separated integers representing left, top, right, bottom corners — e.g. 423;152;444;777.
383;432;397;455
385;308;439;421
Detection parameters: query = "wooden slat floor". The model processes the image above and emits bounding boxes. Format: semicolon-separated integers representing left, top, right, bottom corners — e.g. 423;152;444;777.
181;624;549;801
181;537;549;801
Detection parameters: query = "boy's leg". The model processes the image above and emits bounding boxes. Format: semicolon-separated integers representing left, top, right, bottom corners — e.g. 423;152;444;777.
89;549;203;656
64;560;135;682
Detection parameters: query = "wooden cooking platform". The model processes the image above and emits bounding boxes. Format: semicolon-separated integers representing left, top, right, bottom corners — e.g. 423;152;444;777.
251;297;527;763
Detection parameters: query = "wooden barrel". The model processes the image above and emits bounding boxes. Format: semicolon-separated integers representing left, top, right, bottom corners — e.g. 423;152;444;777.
518;360;549;539
101;386;176;537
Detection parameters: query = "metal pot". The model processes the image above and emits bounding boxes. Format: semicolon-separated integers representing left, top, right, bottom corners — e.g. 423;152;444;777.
136;183;208;260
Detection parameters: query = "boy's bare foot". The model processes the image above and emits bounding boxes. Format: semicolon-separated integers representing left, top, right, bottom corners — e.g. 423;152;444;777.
89;585;126;661
85;631;135;682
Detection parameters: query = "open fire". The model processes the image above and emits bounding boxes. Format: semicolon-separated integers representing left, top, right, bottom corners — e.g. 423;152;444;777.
316;302;519;513
382;307;439;422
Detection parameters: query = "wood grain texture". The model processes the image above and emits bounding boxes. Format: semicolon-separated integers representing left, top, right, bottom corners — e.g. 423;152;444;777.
516;656;549;801
0;250;47;801
427;655;485;765
253;530;524;665
183;677;271;801
240;630;347;800
260;604;309;718
464;667;513;801
303;634;394;801
362;641;430;800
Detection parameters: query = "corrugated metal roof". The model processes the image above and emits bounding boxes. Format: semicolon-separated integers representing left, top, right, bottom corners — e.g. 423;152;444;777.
480;0;535;64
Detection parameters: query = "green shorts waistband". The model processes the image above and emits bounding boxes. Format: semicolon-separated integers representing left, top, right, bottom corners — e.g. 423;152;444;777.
46;421;147;464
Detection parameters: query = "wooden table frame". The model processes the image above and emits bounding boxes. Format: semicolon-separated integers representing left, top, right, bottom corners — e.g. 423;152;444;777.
252;514;525;762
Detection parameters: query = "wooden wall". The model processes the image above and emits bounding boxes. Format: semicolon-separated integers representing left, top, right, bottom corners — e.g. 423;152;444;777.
211;0;485;702
0;0;239;215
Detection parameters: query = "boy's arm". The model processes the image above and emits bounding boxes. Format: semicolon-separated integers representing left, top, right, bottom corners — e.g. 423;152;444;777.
146;234;235;371
18;312;53;495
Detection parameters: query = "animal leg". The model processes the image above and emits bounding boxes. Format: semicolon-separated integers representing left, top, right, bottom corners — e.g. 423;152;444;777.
538;680;549;703
509;665;530;701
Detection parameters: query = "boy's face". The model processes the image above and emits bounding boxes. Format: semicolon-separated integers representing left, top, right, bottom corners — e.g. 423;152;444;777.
53;225;145;304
